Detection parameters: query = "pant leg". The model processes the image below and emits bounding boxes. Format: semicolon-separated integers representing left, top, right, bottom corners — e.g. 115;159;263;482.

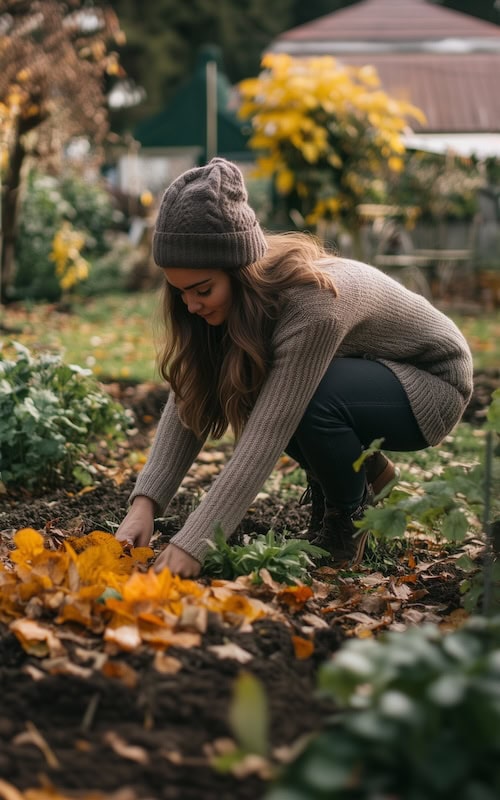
286;357;427;512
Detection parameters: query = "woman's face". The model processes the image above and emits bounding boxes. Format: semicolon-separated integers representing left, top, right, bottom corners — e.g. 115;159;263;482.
164;267;233;326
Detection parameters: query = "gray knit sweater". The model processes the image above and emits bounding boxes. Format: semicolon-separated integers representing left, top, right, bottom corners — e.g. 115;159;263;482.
130;259;473;562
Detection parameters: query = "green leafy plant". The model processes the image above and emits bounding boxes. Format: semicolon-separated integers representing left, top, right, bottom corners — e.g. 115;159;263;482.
0;342;133;489
356;402;499;610
13;169;121;302
267;615;500;799
387;150;484;221
202;528;328;584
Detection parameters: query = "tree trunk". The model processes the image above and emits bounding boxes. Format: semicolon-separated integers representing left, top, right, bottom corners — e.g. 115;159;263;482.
1;122;27;305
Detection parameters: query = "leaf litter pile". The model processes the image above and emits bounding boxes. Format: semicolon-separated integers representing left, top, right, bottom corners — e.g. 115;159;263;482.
0;381;491;800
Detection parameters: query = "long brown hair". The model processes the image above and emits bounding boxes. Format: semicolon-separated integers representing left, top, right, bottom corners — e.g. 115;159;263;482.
157;231;338;439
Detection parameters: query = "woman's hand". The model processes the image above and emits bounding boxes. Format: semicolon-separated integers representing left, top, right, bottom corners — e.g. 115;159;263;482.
154;543;201;578
115;496;155;548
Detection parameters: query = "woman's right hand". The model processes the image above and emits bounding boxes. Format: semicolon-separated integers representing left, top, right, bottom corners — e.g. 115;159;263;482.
115;496;155;548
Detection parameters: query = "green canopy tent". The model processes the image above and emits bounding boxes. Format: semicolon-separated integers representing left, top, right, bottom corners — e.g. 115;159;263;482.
133;45;252;164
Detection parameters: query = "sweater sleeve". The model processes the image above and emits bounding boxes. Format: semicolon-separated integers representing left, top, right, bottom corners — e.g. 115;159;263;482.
129;391;206;513
170;310;343;563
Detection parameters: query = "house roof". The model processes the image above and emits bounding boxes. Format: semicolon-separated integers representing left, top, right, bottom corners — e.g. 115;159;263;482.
270;0;500;135
338;52;500;132
277;0;500;45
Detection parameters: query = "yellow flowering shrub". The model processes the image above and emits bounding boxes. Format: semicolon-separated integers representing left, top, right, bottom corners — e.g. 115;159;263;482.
239;53;425;231
50;221;90;291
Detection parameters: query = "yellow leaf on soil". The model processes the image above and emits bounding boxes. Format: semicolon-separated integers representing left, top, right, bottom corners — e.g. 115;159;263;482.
11;528;45;563
291;635;314;660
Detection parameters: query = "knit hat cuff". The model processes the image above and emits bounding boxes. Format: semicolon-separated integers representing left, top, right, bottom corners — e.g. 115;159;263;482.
153;224;268;270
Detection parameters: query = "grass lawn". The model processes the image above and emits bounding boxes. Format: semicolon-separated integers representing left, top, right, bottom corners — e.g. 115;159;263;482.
1;291;499;382
1;292;160;382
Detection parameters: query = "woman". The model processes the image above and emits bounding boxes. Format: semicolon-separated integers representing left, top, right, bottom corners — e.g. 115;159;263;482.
116;157;473;577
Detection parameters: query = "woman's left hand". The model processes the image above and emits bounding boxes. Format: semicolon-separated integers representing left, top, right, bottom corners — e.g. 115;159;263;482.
154;542;202;578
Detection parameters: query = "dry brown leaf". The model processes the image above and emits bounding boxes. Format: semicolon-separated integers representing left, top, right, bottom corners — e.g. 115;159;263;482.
439;608;470;632
344;611;383;628
74;647;108;670
310;579;334;599
13;721;60;768
101;660;139;688
231;753;274;780
208;642;254;663
153;652;183;674
103;731;149;765
300;612;329;629
140;628;201;649
41;657;93;679
389;580;413;600
0;780;24;800
104;623;141;651
258;568;282;592
23;664;46;682
178;604;208;632
10;618;66;658
358;594;389;615
359;572;390;587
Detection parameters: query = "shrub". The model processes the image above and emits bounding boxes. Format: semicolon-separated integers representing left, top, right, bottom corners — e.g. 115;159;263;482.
267;615;500;799
13;169;122;301
0;342;133;489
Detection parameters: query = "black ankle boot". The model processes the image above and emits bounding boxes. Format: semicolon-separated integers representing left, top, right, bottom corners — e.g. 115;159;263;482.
299;475;325;538
310;486;374;566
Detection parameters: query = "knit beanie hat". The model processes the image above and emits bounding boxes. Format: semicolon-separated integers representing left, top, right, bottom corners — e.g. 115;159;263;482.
152;157;268;270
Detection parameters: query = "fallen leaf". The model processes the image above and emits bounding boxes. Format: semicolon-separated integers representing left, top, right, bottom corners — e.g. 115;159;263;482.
104;623;141;651
277;585;313;612
140;627;201;649
153;652;183;674
358;594;389;615
101;660;139;688
10;618;66;658
0;779;24;800
389;580;413;600
291;636;314;660
208;642;254;663
439;608;470;632
13;721;60;768
300;612;329;629
103;730;149;765
41;657;93;679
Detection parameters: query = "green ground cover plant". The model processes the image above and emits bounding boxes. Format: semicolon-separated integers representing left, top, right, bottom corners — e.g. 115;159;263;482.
203;528;328;584
0;342;133;489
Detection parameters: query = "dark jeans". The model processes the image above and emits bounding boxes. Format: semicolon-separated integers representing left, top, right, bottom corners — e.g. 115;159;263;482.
286;357;427;512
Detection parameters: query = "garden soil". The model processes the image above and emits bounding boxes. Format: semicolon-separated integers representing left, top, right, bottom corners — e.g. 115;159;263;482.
0;371;497;800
